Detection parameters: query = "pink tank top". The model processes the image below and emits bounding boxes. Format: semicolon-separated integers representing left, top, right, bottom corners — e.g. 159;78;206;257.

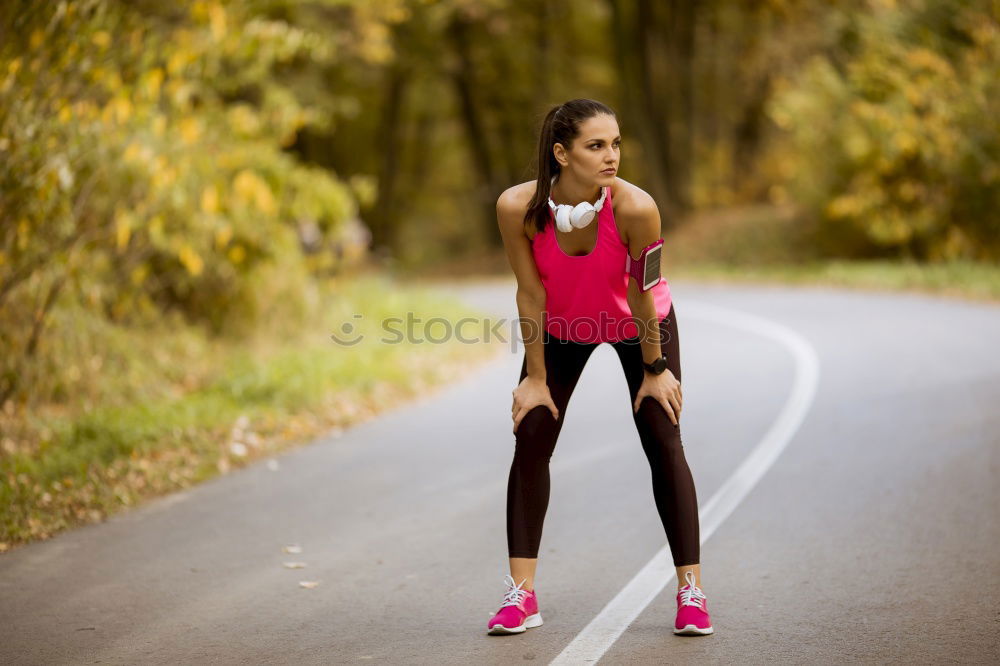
531;185;672;343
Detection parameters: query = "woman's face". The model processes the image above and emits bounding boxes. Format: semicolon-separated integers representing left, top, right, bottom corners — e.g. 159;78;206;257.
555;113;621;185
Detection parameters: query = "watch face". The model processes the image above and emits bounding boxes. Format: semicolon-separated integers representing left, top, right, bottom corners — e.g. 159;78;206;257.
645;356;667;373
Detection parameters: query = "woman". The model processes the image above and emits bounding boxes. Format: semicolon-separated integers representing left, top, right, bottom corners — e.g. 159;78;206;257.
487;99;712;637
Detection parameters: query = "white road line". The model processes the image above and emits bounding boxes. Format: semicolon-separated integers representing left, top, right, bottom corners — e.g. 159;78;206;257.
549;301;821;665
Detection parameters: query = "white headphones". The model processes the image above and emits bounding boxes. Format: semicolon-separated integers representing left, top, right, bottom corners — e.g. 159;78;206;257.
548;175;607;233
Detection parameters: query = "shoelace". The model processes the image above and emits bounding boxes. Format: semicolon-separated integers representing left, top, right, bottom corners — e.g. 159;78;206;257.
500;574;530;607
678;571;707;608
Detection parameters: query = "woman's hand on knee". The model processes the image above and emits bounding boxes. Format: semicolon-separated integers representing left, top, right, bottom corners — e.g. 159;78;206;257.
512;376;559;433
633;370;682;425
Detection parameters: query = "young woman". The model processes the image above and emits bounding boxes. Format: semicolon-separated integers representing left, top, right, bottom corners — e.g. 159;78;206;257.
487;99;713;637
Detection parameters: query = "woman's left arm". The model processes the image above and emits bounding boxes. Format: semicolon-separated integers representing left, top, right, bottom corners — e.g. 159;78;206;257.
622;192;665;364
621;193;683;424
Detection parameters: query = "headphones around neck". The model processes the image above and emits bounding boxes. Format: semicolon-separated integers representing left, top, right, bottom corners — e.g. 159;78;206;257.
547;175;607;233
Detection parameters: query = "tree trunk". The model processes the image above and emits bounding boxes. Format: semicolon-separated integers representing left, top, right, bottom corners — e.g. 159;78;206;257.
667;0;696;214
369;60;411;257
446;13;502;246
607;0;675;222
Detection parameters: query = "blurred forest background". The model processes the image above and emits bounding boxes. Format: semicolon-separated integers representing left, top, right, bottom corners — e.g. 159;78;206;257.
1;0;998;547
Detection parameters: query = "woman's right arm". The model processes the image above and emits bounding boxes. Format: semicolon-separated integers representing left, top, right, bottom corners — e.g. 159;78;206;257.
496;189;559;431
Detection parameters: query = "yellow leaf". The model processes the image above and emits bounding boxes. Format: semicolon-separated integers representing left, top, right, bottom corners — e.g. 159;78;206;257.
103;69;123;89
228;105;261;135
209;3;227;41
123;141;143;163
178;244;204;276
151;159;175;191
102;97;132;125
92;31;111;49
115;211;132;251
201;185;219;213
256;187;276;215
17;218;29;250
232;170;276;215
826;195;859;220
74;100;96;119
227;244;246;264
845;131;870;161
898;181;921;203
167;52;186;76
149;215;165;242
179;117;201;144
893;131;918;155
143;68;164;100
130;264;150;286
215;224;233;249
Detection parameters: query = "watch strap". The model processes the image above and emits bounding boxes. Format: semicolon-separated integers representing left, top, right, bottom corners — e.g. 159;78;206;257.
643;354;668;374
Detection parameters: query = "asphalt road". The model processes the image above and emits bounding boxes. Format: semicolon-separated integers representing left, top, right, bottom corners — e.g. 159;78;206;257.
1;279;998;664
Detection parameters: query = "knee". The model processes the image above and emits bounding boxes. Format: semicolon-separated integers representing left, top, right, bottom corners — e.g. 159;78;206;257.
635;401;685;453
514;405;560;458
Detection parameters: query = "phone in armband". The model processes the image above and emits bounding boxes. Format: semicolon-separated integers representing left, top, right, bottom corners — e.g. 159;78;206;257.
625;238;664;292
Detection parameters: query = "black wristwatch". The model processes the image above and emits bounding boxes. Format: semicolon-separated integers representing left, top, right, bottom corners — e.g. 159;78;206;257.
642;354;668;375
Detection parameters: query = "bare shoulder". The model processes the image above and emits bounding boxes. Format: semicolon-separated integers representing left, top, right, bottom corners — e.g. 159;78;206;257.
611;177;661;250
496;181;537;216
612;177;658;221
496;180;538;238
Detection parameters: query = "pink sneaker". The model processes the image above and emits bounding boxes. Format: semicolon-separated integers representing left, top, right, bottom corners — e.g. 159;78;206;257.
487;575;543;635
674;570;713;635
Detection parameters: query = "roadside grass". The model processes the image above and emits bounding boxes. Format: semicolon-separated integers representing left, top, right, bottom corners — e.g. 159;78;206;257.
663;204;1000;302
0;273;504;551
667;259;1000;303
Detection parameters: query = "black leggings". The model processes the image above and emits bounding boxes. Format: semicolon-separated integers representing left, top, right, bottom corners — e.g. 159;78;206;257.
506;302;700;566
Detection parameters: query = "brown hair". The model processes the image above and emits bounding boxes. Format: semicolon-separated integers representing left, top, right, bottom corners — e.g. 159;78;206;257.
524;98;617;234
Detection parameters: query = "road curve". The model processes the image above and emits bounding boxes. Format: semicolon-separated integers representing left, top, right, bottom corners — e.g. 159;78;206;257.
1;279;998;665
